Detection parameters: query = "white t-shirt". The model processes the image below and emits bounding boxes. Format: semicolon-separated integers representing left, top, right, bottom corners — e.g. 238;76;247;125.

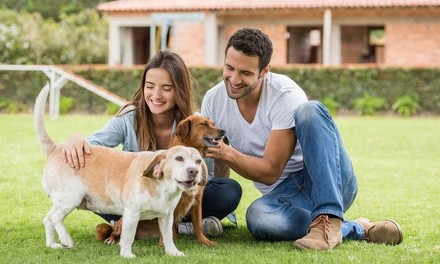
201;72;308;194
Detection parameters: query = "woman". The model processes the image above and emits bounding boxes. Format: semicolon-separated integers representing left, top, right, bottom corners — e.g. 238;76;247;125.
62;51;242;237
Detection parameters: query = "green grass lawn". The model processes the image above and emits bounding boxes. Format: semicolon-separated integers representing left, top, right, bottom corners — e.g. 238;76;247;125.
0;114;439;263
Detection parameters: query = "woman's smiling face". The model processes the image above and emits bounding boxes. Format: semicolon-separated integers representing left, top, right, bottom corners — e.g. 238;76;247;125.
143;67;176;115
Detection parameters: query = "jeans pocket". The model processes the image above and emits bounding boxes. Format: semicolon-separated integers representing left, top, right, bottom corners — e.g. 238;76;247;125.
290;171;304;194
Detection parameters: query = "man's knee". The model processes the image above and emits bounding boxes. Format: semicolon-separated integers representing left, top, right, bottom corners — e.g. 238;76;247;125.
295;101;334;135
203;178;242;219
220;178;243;208
246;200;311;241
295;101;327;121
246;201;272;239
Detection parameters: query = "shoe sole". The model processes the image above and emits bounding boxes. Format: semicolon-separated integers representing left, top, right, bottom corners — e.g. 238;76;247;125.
292;241;309;250
292;240;340;251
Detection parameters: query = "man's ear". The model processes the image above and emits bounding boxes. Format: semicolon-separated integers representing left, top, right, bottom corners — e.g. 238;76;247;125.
259;64;271;78
142;151;166;178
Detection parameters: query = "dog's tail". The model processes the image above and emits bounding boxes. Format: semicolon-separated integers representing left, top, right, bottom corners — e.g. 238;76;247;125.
95;223;114;241
34;85;56;156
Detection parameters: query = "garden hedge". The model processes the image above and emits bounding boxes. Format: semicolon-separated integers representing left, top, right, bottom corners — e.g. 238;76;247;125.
1;66;439;115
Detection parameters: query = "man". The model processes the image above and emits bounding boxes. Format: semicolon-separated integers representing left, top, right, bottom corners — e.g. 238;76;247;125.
201;27;402;250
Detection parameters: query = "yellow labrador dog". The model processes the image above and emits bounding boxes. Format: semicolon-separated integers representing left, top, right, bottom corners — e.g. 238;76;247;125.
34;86;206;258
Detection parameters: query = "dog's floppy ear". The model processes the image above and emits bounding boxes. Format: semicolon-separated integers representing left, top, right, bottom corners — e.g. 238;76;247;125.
143;150;166;179
198;159;208;186
174;118;191;141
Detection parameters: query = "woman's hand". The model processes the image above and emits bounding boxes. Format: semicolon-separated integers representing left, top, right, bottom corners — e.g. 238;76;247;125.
62;134;91;170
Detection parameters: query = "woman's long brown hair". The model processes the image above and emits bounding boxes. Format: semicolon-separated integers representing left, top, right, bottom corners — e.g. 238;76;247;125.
117;51;194;151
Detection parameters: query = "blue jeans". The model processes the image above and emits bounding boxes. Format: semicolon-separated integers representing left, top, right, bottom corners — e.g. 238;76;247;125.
99;177;242;223
246;101;364;241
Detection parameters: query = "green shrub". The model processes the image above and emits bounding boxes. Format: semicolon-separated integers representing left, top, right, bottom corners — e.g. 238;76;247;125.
392;94;420;116
105;102;120;115
6;102;18;114
6;101;27;114
0;98;10;110
322;96;340;116
354;92;386;115
1;66;440;114
59;96;75;114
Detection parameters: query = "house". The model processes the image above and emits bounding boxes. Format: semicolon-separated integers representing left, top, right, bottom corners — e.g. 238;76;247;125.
97;0;440;67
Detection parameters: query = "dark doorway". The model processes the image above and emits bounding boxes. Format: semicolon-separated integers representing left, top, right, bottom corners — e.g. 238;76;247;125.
133;27;150;65
341;26;385;63
287;26;322;64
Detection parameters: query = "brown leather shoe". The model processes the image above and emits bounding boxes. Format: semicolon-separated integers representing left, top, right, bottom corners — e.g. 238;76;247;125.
293;215;342;250
356;218;403;245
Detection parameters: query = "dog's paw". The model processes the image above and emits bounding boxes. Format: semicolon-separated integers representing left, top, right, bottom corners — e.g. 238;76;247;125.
62;243;74;249
166;249;185;257
120;251;136;258
47;243;64;249
104;237;117;245
48;243;73;249
199;237;218;246
58;235;74;248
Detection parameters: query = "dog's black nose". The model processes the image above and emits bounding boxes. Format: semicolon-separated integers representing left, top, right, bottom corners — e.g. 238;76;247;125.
187;167;198;178
218;129;225;136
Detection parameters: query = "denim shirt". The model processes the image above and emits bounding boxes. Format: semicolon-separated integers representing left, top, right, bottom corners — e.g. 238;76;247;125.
87;110;141;152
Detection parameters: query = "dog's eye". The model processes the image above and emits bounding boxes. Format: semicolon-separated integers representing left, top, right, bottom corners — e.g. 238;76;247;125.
198;122;208;127
175;156;184;162
196;159;202;164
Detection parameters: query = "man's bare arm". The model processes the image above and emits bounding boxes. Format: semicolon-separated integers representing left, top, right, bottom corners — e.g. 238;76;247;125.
205;128;296;185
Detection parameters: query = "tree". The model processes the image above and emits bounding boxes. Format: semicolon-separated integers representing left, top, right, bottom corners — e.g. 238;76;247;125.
1;0;110;21
0;8;108;64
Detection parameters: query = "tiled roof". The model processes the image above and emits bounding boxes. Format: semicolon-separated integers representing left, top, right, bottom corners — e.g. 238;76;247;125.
98;0;440;12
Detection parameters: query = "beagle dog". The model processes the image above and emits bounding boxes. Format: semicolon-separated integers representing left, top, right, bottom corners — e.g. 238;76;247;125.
34;86;206;258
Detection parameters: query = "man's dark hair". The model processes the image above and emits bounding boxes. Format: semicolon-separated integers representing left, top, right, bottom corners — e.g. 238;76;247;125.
225;27;273;72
